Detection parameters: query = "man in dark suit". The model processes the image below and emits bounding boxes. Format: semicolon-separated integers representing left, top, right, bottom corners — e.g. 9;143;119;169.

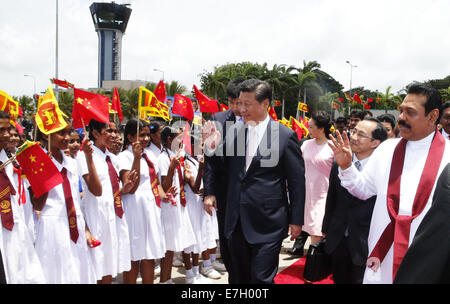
221;79;305;283
203;78;244;283
439;101;450;140
322;118;387;284
394;163;450;284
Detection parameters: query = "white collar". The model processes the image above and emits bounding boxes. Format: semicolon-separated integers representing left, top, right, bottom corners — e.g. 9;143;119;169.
405;131;435;150
247;114;270;135
442;128;450;139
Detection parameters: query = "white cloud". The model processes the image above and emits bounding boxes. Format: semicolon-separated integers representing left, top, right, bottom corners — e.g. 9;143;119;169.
1;0;449;98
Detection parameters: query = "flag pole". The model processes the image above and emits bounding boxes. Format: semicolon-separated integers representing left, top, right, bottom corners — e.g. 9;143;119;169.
81;117;88;140
137;108;140;138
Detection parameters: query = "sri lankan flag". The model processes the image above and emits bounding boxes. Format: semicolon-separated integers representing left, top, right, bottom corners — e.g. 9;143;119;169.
138;87;169;121
0;90;20;121
15;141;63;198
278;117;290;128
35;86;68;135
297;102;309;113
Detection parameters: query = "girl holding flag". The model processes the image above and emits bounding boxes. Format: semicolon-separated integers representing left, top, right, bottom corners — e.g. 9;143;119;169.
157;125;196;284
31;122;96;283
77;119;137;284
118;119;176;284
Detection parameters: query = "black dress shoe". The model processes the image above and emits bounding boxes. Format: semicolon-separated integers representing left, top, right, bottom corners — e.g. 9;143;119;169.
286;247;304;257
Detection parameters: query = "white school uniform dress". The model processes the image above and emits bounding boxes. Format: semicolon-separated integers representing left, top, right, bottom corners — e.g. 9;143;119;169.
184;157;209;254
34;151;96;284
338;132;450;284
78;146;131;280
118;146;166;261
147;142;163;159
157;149;196;252
0;149;45;283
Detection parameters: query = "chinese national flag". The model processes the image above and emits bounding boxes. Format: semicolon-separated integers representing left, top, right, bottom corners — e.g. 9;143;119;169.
219;103;229;112
353;93;362;105
51;78;74;89
182;121;192;155
268;106;278;121
15;141;63;198
290;117;304;140
193;85;219;113
154;81;167;104
173;94;194;121
111;87;123;122
72;88;110;129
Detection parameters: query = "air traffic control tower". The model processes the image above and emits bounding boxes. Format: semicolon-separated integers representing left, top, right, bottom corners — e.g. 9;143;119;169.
90;2;132;88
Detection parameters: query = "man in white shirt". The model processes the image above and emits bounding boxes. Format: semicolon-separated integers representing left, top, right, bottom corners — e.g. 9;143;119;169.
328;82;449;284
440;101;450;140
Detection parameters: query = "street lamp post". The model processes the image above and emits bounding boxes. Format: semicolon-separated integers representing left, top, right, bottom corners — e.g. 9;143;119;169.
153;69;164;81
346;60;357;96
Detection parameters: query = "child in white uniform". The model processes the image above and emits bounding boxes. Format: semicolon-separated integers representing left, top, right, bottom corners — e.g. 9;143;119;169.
32;124;96;283
78;119;137;284
157;126;196;284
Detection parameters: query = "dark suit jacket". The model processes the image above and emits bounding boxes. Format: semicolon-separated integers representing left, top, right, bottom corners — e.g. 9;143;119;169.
203;109;236;206
322;162;376;266
224;119;305;244
394;163;450;284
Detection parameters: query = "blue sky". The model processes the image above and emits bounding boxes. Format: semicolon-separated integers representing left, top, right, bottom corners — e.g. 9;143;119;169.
1;0;449;97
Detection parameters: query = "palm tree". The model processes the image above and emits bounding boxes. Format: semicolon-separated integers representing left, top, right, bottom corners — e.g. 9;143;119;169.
377;86;395;113
291;61;322;115
166;80;187;97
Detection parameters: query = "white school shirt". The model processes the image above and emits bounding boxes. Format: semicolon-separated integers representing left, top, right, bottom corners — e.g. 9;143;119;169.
77;145;131;279
338;132;450;284
0;149;45;283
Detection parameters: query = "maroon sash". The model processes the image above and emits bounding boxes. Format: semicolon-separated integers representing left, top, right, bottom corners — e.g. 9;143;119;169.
142;153;161;208
106;156;124;218
0;163;16;231
368;131;446;280
61;168;79;243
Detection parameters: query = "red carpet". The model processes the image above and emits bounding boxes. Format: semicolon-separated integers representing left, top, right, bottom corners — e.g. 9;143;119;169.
274;256;334;284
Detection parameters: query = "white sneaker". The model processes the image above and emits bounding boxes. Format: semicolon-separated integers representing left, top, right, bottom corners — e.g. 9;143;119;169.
194;273;213;284
158;279;175;284
154;264;161;277
200;265;221;279
212;260;227;272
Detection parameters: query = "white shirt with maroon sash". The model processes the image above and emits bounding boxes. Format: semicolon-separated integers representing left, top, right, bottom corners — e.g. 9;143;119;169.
338;132;450;284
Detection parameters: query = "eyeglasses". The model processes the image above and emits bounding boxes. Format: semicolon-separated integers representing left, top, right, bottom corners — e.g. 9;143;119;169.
349;129;374;140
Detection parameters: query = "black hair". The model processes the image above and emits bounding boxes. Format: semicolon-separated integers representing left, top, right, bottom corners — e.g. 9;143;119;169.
88;119;108;142
311;110;332;137
350;110;365;120
0;111;10;120
335;116;347;125
160;125;181;148
363;117;388;142
149;120;165;134
123;119;146;150
239;79;272;104
441;101;450;112
226;78;245;99
363;110;373;117
406;82;442;124
377;114;396;130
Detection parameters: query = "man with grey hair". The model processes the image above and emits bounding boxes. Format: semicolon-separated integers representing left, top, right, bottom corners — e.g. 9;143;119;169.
205;79;305;283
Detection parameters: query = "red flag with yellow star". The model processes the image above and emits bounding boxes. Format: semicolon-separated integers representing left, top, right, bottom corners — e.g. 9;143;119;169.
219;103;229;112
182;121;192;155
111;86;123;122
15;141;63;198
268;106;278;121
72;88;110;129
193;85;219;113
154;80;167;104
173;94;194;121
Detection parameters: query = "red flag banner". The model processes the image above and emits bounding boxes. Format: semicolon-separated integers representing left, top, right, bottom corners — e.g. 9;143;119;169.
72;88;110;129
268;106;278;121
111;87;123;122
51;78;74;88
337;97;344;103
353;93;362;105
219;103;229;112
154;80;167;104
173;94;194;121
274;100;282;107
15;141;63;198
193;85;219;113
182;121;192;155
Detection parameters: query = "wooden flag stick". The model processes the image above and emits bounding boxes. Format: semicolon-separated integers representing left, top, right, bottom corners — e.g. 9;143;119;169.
0;154;16;171
136;108;140;139
81;117;88;140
